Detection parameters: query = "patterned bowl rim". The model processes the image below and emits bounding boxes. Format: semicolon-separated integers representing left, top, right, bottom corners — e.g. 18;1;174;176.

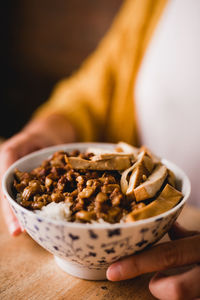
2;142;191;229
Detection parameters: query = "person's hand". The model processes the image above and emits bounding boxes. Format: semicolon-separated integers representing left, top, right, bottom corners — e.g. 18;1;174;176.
0;114;77;236
107;222;200;300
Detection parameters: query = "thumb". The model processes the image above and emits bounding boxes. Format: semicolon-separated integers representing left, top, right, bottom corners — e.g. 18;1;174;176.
1;194;22;236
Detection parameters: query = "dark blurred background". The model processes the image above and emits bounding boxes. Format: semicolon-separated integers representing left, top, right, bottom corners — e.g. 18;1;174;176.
1;0;123;138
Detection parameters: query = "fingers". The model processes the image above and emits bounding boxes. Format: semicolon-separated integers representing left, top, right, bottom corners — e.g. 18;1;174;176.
106;235;200;281
1;194;22;236
0;139;22;235
0;120;66;236
149;266;200;300
0;132;41;236
169;222;200;240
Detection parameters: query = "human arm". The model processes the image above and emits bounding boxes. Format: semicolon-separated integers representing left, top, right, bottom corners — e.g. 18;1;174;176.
0;113;77;235
0;1;124;235
107;222;200;300
33;0;166;144
1;0;167;235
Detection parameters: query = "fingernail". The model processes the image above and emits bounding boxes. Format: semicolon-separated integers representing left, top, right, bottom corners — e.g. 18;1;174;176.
22;227;26;233
9;222;22;236
106;263;122;281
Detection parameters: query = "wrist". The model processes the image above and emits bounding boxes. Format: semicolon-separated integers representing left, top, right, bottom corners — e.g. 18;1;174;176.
23;113;78;145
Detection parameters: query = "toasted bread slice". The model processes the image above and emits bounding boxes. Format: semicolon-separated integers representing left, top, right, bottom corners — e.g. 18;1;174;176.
125;184;183;222
167;169;176;187
116;142;139;156
134;164;168;202
91;153;134;162
66;156;132;171
126;152;154;196
139;145;160;164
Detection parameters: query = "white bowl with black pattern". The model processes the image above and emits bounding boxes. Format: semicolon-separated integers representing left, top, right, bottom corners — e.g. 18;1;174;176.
2;143;191;280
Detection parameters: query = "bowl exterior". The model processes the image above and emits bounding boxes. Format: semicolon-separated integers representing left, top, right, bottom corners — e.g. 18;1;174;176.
10;199;183;270
3;143;190;275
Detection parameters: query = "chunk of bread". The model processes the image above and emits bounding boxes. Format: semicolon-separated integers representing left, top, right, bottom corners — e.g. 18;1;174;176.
134;164;168;202
125;184;183;222
67;156;132;171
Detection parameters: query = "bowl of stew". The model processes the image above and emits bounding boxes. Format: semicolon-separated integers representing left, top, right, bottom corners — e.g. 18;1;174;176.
2;142;191;280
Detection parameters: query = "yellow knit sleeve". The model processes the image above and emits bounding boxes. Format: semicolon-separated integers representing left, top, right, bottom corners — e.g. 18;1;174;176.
33;0;168;144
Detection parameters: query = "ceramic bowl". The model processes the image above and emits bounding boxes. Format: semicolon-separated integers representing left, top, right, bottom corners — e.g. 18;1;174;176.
2;143;191;280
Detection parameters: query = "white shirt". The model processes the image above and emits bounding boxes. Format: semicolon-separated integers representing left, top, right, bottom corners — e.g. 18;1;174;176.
135;0;200;207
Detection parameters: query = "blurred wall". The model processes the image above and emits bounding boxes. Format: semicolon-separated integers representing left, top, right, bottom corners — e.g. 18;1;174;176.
2;0;123;138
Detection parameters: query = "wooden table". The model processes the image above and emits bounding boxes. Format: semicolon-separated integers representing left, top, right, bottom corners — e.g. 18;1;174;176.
1;205;200;300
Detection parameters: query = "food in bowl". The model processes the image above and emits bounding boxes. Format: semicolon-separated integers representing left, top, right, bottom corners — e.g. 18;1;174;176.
12;142;183;224
3;142;190;280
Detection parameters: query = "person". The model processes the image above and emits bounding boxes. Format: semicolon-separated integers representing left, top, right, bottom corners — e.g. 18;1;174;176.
0;0;200;299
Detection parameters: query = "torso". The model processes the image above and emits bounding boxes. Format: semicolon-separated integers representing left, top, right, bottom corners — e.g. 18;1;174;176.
135;0;200;207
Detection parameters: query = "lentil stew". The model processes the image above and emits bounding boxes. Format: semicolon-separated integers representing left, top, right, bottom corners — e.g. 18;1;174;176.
12;144;183;223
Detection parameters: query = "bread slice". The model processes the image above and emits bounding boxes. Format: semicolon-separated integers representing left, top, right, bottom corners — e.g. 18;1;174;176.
125;184;183;222
134;164;168;202
66;156;132;171
126;152;154;197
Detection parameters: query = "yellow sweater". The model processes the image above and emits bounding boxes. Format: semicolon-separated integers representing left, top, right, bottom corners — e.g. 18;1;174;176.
34;0;168;146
